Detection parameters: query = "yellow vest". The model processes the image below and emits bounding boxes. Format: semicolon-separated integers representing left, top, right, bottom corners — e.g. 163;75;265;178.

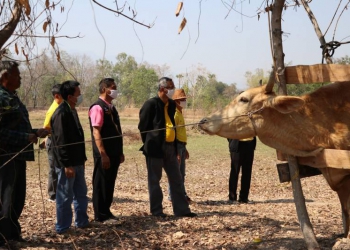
43;101;60;130
174;108;187;143
164;102;175;142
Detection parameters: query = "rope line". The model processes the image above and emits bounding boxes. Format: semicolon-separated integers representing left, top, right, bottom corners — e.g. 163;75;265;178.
0;107;265;169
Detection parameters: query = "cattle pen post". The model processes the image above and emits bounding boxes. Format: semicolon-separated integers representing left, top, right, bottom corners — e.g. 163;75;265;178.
270;0;320;249
271;0;350;249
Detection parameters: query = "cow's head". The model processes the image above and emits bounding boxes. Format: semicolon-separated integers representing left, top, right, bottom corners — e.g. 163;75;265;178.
199;82;305;140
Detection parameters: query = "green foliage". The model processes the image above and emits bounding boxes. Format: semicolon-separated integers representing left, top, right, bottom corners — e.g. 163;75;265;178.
24;51;348;111
192;74;236;113
245;68;267;88
286;83;327;96
243;65;332;97
334;55;350;65
129;65;158;106
113;53;138;107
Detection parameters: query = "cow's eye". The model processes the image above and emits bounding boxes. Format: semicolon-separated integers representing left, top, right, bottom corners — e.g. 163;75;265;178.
240;97;249;103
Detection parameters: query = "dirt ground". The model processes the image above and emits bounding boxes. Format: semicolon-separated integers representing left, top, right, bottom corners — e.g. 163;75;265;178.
3;110;347;249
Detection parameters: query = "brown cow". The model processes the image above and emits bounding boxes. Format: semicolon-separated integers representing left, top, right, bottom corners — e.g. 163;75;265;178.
199;81;350;237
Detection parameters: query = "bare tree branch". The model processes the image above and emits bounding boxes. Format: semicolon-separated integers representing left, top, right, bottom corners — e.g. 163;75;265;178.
12;33;83;39
300;0;332;64
332;0;350;41
324;0;342;37
92;0;154;28
0;1;22;49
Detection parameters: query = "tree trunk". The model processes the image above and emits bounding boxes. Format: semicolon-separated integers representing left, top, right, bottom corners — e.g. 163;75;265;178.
0;1;22;51
272;0;320;249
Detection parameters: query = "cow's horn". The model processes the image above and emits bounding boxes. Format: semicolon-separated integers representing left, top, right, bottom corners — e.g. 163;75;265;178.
265;69;275;93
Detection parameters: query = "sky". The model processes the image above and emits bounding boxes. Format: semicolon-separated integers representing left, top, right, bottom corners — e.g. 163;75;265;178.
33;1;350;90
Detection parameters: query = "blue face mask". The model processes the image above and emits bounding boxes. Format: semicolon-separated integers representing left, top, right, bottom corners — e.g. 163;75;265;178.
76;95;83;106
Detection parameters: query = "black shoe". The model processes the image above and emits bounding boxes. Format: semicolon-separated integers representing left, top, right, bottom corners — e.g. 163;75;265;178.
108;213;118;220
95;212;112;222
95;217;108;222
16;236;27;242
152;213;167;218
228;199;238;204
229;194;237;201
186;196;192;203
11;235;27;242
178;212;197;218
238;199;253;204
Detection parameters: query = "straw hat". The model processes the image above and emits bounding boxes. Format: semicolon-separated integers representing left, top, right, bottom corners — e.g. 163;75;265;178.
172;89;187;100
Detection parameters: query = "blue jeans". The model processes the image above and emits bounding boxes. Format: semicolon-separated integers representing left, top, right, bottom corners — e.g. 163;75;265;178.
168;142;187;198
55;165;88;233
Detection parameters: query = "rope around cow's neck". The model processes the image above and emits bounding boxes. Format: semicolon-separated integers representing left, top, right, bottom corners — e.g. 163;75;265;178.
202;106;264;137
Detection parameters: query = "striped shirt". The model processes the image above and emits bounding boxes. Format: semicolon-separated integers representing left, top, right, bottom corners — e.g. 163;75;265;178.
0;85;34;161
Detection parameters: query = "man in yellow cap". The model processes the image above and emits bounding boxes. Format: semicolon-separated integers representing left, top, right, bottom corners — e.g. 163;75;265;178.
168;88;191;202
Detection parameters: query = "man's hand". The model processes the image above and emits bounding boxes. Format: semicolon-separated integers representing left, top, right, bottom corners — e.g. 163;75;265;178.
120;154;125;164
65;167;75;178
101;153;110;169
177;154;181;164
185;149;189;159
36;128;49;138
28;134;38;144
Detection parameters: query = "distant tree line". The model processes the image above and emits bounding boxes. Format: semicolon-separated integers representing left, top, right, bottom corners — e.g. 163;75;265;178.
17;51;239;114
16;52;349;112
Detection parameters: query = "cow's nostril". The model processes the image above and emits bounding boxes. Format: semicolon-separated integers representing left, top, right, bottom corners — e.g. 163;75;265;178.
199;118;207;125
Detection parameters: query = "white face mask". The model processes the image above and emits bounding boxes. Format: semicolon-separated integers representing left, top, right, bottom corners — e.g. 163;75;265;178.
108;89;118;99
179;100;187;108
76;95;83;106
166;88;175;98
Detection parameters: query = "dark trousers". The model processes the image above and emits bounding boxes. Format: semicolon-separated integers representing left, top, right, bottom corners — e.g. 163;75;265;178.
168;143;187;197
46;137;58;200
0;159;26;243
229;150;254;201
92;156;120;221
146;142;190;216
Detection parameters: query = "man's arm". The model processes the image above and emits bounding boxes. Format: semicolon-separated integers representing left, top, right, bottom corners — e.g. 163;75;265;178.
138;100;154;143
51;110;71;168
0;102;37;145
92;126;110;169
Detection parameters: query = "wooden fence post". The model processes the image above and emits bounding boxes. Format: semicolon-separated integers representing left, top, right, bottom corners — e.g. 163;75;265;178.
272;0;319;249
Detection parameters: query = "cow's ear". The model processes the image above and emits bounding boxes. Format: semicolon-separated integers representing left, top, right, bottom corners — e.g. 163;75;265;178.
268;96;305;114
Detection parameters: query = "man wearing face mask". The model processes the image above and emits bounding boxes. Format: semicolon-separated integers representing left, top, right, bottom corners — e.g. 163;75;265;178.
88;78;124;222
138;77;196;218
168;89;191;202
50;80;89;234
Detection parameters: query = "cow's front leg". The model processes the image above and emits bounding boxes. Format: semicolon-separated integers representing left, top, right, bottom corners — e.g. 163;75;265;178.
336;188;350;237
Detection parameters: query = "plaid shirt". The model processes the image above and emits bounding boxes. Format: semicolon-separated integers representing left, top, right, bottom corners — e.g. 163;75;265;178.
0;85;35;161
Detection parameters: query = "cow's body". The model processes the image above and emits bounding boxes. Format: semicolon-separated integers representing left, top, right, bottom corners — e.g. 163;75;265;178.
199;81;350;236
